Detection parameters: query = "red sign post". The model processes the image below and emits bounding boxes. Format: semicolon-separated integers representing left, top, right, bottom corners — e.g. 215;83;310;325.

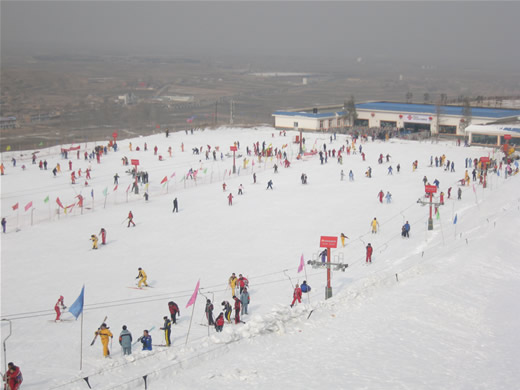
230;145;237;174
131;159;140;166
480;157;490;188
320;236;338;299
425;185;437;230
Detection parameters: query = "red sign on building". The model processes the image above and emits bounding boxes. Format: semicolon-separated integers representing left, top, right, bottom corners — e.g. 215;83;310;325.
504;134;512;140
131;159;140;166
425;185;437;194
230;146;237;152
320;236;338;248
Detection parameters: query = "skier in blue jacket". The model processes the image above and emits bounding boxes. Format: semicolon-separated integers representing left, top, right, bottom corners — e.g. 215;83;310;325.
301;281;311;293
140;330;152;351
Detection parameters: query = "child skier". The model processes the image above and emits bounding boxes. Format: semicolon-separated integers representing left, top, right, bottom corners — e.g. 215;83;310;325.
168;301;180;324
366;243;373;263
95;323;113;357
290;284;302;307
215;313;225;332
91;234;98;250
54;296;66;322
160;316;172;346
136;268;148;288
140;330;152;351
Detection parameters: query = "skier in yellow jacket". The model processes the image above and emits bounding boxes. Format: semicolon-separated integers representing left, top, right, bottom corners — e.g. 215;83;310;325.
91;234;98;249
371;217;380;234
95;323;113;357
228;273;237;297
136;267;148;288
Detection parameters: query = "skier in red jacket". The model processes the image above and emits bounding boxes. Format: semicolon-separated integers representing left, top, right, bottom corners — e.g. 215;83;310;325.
228;193;233;206
3;362;23;390
54;296;66;322
99;228;107;245
237;274;249;294
215;312;225;332
290;284;302;307
233;296;241;324
366;243;373;263
127;211;136;227
378;190;384;203
168;301;180;324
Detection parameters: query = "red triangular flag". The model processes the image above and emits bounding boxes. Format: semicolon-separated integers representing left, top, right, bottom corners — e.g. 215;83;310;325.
24;201;33;212
126;184;131;193
160;176;168;184
12;202;19;211
114;184;118;191
56;197;64;209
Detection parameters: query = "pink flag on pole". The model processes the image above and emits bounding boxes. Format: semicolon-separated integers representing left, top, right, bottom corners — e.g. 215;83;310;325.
472;184;476;193
297;254;305;273
12;203;19;211
56;197;64;209
114;184;118;191
24;201;33;212
186;280;200;308
170;172;176;179
126;184;131;193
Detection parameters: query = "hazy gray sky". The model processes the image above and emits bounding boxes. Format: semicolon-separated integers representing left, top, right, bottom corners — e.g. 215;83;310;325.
2;1;519;64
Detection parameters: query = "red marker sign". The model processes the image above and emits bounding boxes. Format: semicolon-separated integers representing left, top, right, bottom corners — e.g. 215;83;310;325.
425;185;437;194
131;159;140;166
480;157;490;163
320;236;338;248
230;146;237;152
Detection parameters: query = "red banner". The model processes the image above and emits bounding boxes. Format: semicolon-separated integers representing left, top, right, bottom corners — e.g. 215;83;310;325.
131;159;139;166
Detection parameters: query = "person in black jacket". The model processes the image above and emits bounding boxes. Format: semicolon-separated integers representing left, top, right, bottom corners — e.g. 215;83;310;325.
205;299;214;325
160;316;172;346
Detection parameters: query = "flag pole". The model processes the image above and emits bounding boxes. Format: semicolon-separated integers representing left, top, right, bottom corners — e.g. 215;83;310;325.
80;309;84;371
185;302;196;346
304;261;311;305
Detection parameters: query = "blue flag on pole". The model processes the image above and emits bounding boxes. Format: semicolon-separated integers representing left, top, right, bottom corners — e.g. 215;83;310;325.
453;214;458;224
68;285;85;319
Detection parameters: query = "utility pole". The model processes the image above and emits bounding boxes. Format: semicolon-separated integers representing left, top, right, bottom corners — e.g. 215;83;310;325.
417;185;442;230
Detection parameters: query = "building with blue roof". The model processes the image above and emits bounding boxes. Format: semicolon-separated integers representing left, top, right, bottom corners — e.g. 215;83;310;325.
273;101;520;144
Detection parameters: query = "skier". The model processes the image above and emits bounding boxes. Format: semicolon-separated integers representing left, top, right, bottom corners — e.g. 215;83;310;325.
172;197;179;213
1;217;6;233
119;325;133;355
378;190;384;203
228;273;238;296
205;299;214;326
233;295;241;324
127;211;136;227
385;191;392;203
54;296;66;322
300;281;311;293
397;163;400;173
222;182;227;192
238;274;249;294
222;300;232;323
99;228;107;245
402;221;410;238
440;192;444;205
144;192;149;201
3;362;23;390
95;323;113;357
388;166;393;175
140;330;152;351
458;187;462;200
215;312;225;332
253;172;257;184
238;184;244;195
366;243;373;263
340;233;349;247
168;301;180;324
160;316;172;346
266;180;273;190
340;170;345;181
423;176;428;185
240;287;250;315
136;267;148;288
90;234;98;250
228;192;233;206
448;187;452;199
349;170;354;181
290;284;302;307
371;217;380;233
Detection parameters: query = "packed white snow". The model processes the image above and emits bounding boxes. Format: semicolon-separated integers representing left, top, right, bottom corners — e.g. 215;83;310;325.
1;127;519;390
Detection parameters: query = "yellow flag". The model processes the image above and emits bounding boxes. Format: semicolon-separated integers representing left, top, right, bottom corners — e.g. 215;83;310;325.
6;145;11;151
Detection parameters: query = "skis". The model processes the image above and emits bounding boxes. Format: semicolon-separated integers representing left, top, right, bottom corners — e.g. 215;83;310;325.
127;285;154;290
90;316;108;346
132;325;155;346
